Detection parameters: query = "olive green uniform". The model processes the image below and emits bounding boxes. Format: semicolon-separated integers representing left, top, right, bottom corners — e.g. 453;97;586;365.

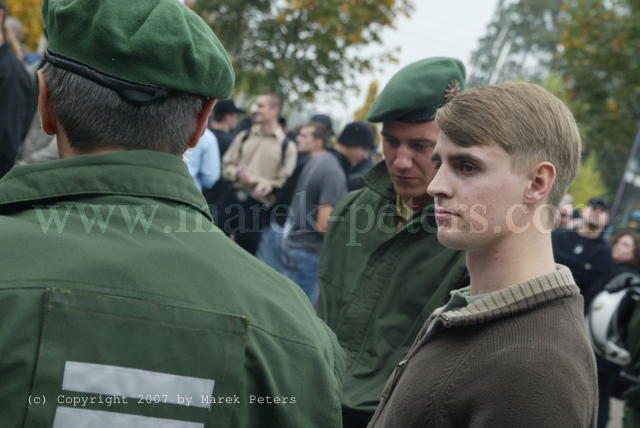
317;162;467;422
0;151;344;427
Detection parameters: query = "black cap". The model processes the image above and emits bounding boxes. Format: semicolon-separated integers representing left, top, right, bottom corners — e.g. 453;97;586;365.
338;121;376;150
310;114;334;135
587;197;609;211
214;99;245;116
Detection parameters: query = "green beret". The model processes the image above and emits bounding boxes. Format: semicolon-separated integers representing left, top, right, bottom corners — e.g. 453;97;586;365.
42;0;234;101
367;57;466;123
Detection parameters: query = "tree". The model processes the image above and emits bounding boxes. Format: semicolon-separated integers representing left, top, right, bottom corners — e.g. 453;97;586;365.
569;152;608;206
468;0;565;87
353;80;378;121
7;0;42;52
192;0;413;104
558;0;640;195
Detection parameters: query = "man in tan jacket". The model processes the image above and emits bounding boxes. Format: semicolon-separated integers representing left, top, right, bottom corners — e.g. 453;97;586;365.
369;82;597;427
222;93;297;254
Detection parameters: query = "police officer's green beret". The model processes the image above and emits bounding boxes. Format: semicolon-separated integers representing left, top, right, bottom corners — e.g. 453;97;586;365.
42;0;234;102
367;57;466;123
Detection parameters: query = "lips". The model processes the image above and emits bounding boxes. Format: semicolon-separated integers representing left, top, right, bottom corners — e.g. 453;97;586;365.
435;208;459;223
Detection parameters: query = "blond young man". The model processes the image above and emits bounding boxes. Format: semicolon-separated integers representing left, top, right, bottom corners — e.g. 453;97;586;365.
369;82;597;427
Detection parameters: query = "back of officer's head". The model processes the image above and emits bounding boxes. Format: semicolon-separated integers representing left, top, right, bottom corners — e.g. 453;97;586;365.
41;0;234;155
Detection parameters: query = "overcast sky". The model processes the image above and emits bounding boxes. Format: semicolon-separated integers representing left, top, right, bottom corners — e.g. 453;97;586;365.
313;0;499;124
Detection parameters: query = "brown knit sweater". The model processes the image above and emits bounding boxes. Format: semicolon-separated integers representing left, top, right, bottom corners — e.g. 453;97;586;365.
368;265;598;428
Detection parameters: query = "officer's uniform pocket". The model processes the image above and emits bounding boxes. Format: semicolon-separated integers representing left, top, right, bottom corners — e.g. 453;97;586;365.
24;288;248;428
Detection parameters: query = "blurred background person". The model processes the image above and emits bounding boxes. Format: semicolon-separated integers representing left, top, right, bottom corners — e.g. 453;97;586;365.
278;121;371;304
553;196;613;309
0;0;37;178
209;98;244;158
221;93;297;254
184;126;220;192
586;230;640;428
556;193;576;229
256;121;320;271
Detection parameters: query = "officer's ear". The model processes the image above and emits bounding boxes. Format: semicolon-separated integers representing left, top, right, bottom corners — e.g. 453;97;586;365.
188;98;217;148
37;69;58;136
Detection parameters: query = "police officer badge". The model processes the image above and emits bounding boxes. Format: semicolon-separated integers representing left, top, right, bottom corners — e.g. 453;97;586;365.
445;80;461;101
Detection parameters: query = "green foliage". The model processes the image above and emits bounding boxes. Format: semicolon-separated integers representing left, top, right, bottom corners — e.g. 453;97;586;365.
468;0;565;87
7;0;42;51
192;0;412;104
558;0;640;195
569;152;609;206
353;80;378;121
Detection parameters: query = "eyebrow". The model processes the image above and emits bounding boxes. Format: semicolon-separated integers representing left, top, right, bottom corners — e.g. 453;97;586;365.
381;132;437;145
431;152;485;165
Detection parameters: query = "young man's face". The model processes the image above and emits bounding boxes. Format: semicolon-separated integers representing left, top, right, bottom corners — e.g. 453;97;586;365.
343;146;370;166
251;95;278;125
427;132;530;251
581;205;609;231
296;126;319;154
382;120;439;205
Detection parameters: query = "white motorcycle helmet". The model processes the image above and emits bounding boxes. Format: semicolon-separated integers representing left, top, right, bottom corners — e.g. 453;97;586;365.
587;272;640;366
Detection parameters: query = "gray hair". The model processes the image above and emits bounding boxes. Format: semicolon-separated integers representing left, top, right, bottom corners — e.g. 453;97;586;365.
42;63;206;155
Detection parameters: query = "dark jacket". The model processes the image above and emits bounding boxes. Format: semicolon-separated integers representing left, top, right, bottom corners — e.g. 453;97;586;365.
369;266;597;428
552;228;612;301
0;44;37;177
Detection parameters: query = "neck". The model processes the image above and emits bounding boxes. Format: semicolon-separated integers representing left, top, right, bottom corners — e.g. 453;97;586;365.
57;133;126;159
400;194;431;211
310;147;325;157
576;225;602;239
466;227;556;296
260;120;279;134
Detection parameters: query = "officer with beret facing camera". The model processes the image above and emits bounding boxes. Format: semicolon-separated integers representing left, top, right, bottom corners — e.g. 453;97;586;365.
317;57;470;427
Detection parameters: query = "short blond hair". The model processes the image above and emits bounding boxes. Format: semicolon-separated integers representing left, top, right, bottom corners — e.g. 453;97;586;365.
436;82;581;207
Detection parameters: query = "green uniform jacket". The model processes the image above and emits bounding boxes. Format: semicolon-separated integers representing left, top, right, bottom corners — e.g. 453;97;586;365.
317;162;468;417
0;150;344;428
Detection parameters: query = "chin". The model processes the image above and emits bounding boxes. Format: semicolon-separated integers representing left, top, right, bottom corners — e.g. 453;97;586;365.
436;229;468;250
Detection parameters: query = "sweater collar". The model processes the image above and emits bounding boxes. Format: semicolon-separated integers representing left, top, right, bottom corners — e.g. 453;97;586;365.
438;265;579;327
0;150;211;220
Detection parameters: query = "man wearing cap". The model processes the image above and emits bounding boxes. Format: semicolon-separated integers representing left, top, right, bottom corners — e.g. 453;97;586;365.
280;121;374;304
0;1;344;427
317;57;469;427
209;99;245;158
222;93;297;254
553;196;613;309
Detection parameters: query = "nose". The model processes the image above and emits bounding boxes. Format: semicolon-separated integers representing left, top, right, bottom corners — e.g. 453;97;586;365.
426;166;450;199
393;145;412;170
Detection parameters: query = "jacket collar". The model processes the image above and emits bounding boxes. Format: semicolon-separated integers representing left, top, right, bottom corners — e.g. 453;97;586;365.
437;265;579;327
0;150;211;220
362;162;396;200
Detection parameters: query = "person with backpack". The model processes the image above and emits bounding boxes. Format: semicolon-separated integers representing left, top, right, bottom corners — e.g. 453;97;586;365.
221;93;297;254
